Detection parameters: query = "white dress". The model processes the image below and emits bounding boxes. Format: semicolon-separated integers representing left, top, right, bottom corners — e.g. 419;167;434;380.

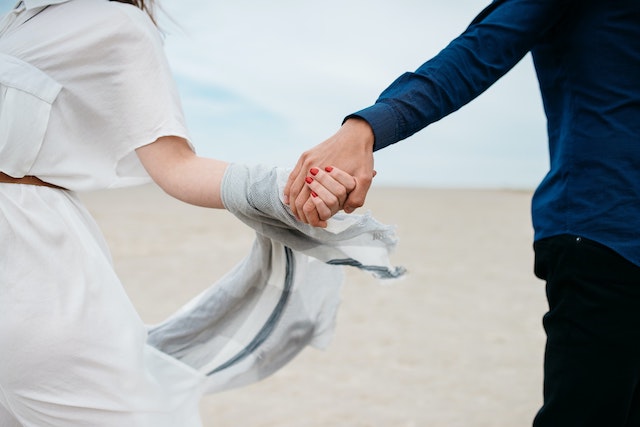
0;1;206;426
0;1;404;426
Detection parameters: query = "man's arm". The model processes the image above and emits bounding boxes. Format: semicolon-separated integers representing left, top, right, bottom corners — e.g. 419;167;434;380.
285;0;574;226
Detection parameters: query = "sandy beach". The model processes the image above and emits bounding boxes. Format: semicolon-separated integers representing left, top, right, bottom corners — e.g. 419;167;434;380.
81;184;547;427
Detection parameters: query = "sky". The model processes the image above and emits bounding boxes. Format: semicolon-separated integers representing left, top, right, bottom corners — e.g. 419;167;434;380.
2;0;551;189
157;0;550;189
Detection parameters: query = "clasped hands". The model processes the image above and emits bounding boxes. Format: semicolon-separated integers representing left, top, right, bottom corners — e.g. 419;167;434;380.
283;118;376;228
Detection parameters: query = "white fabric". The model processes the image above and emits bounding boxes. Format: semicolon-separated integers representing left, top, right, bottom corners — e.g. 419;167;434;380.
0;0;189;191
0;401;21;427
148;164;404;394
0;2;205;425
0;1;404;426
22;0;71;9
0;185;206;427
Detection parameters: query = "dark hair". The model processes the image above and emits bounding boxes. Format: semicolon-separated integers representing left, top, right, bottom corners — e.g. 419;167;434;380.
110;0;156;24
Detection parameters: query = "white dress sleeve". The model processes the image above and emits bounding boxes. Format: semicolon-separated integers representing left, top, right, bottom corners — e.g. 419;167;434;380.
0;0;192;190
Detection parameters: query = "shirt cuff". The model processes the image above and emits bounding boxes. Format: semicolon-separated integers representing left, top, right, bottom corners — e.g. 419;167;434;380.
344;103;399;152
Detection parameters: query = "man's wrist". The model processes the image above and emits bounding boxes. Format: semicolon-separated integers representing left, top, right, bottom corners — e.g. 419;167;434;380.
342;116;375;152
344;104;397;151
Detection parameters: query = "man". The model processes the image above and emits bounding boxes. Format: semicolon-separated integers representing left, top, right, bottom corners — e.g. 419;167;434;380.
284;0;640;425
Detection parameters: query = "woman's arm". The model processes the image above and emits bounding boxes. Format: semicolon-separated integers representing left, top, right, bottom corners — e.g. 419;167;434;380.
136;136;355;222
135;136;228;208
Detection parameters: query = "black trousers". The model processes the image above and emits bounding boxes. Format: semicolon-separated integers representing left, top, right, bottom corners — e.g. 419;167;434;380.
533;235;640;427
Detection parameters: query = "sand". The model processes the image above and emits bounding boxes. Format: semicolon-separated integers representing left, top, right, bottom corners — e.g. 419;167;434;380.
80;184;547;427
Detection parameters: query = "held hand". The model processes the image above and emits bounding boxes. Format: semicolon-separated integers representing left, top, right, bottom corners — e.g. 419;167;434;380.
302;166;357;228
284;118;375;226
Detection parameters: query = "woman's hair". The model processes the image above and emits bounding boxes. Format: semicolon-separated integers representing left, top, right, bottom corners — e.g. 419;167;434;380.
110;0;156;24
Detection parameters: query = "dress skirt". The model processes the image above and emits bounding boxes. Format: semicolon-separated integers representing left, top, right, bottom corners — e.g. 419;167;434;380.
0;184;205;426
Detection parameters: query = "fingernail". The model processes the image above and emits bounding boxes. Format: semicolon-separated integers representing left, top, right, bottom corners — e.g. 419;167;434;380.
325;166;334;173
311;191;318;198
283;194;289;204
305;177;313;184
310;167;319;176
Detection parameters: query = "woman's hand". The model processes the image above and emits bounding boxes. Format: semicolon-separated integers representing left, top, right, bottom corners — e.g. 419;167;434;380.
301;166;357;228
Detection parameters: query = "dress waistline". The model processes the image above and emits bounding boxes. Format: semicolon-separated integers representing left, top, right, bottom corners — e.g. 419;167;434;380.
0;172;66;190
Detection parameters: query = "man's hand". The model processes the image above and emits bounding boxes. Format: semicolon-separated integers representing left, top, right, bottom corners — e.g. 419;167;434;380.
284;117;375;226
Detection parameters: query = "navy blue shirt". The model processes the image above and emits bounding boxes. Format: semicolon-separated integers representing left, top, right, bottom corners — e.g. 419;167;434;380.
351;0;640;266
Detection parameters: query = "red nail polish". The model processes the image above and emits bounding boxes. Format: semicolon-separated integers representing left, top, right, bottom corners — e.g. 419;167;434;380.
310;167;319;176
311;191;318;198
305;177;313;184
325;166;334;173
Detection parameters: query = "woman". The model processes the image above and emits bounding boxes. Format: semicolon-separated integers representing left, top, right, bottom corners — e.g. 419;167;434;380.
0;1;402;425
